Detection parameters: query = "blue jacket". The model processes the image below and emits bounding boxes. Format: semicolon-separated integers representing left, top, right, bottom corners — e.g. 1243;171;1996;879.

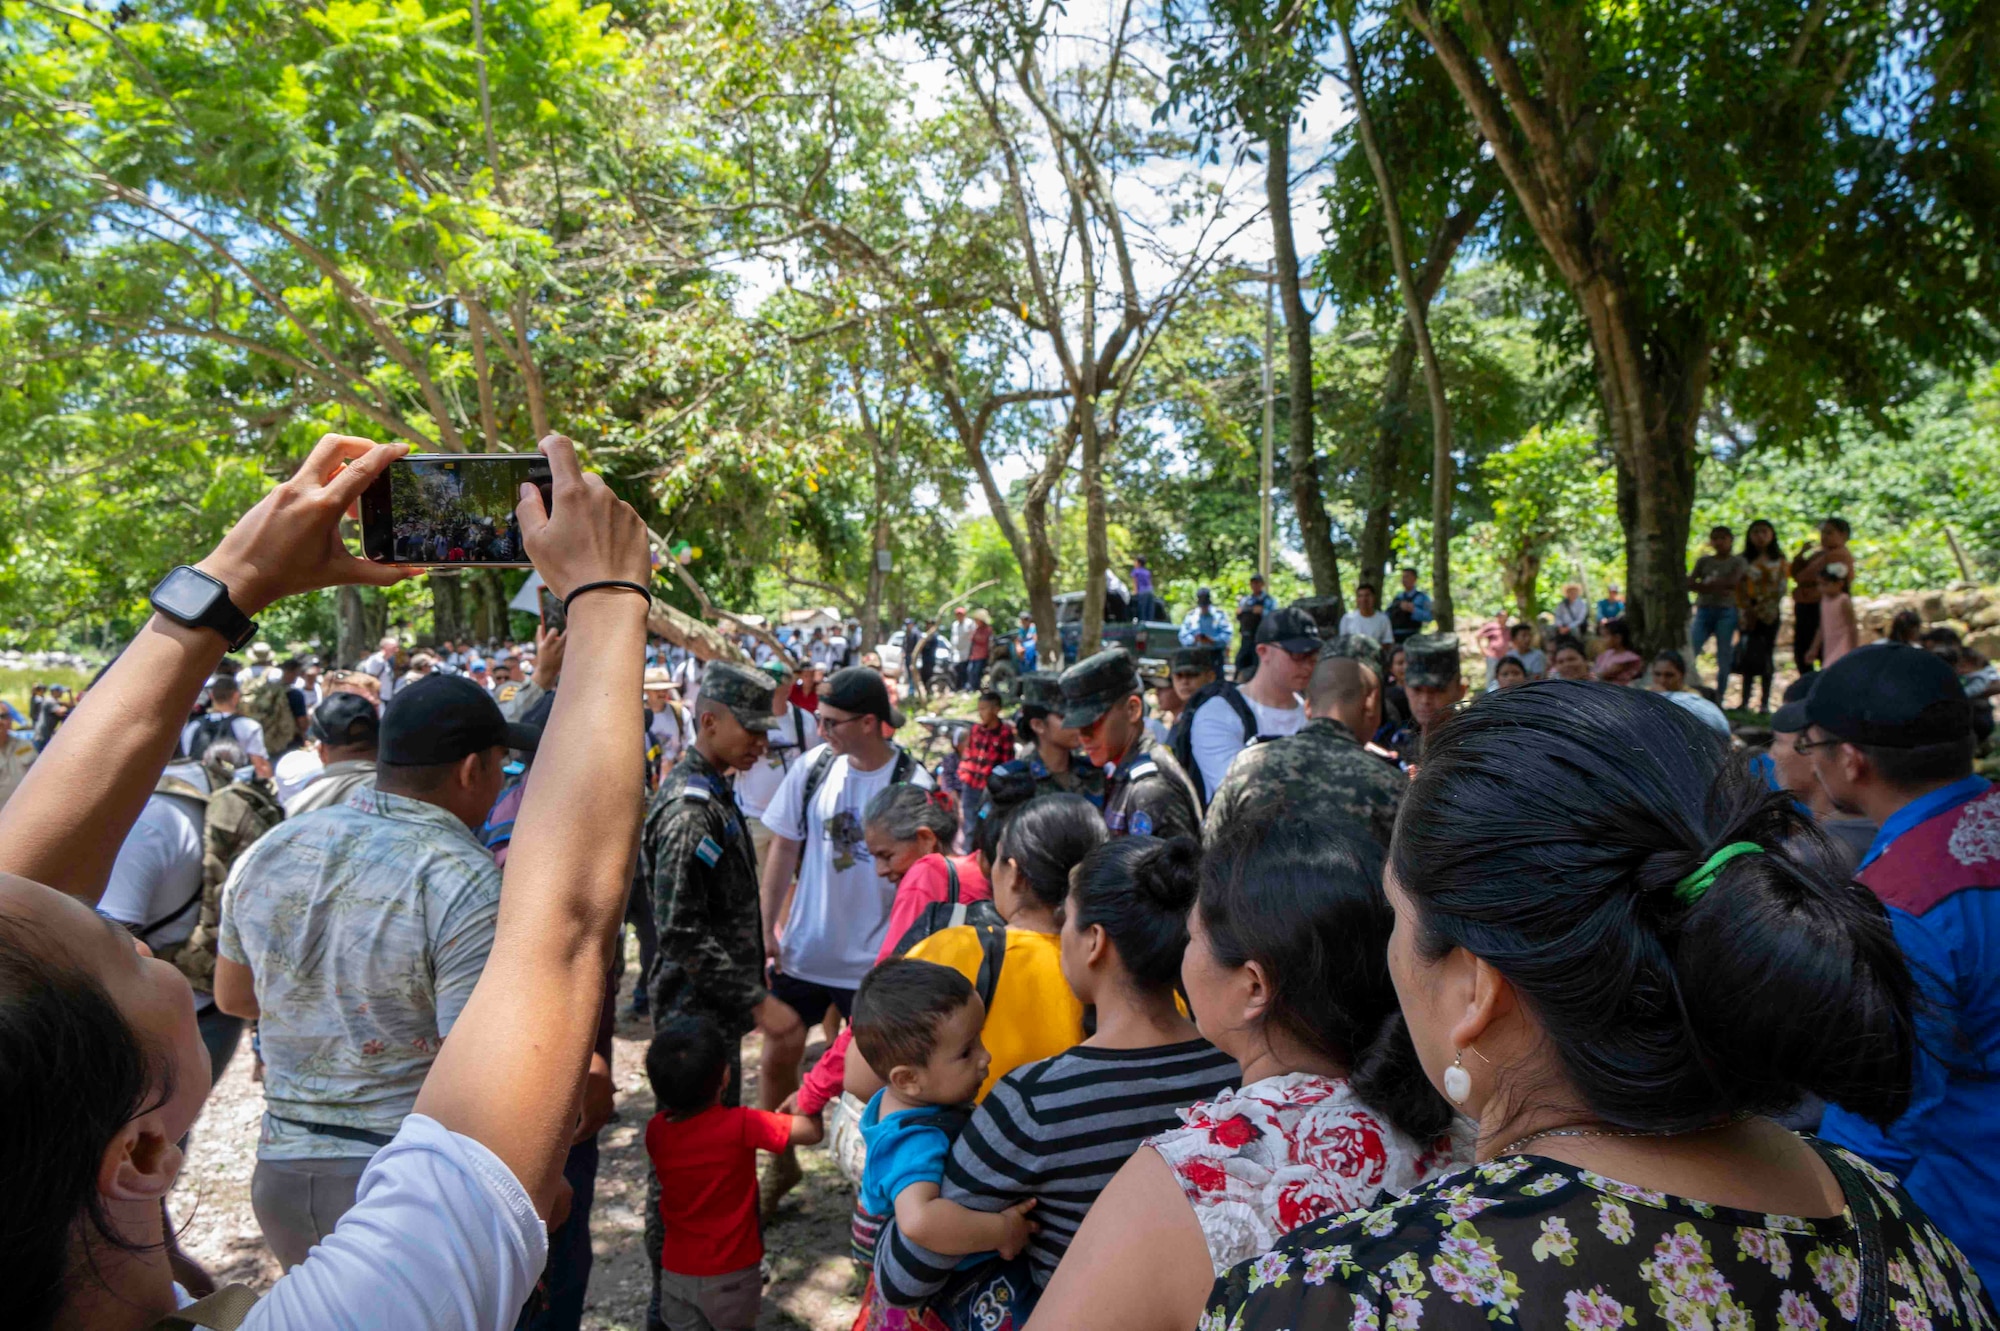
1821;775;2000;1287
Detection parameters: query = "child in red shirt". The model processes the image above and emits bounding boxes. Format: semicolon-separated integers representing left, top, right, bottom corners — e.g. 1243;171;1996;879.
645;1014;824;1330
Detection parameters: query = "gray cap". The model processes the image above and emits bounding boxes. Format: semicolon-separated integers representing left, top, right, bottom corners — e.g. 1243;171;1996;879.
1318;633;1384;676
1403;632;1462;689
1058;648;1142;731
702;660;781;733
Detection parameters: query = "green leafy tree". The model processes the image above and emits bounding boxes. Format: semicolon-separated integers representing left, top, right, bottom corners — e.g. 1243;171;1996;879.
1398;0;2000;653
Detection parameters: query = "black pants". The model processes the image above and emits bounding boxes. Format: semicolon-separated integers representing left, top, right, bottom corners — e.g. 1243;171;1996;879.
625;874;657;1014
1793;602;1822;674
519;1136;602;1331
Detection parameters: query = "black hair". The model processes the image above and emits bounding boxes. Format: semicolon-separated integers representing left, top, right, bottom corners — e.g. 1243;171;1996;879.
1889;610;1923;644
1392;682;1916;1133
1854;734;1977;791
1356;581;1379;596
1550;635;1587;658
972;763;1041;864
1509;621;1534;638
1919;626;1964;649
1602;618;1632;648
376;753;490;795
1014;705;1051;744
0;917;173;1330
1823;516;1852;537
1199;820;1452;1144
1709;524;1734;539
1495;655;1528;679
1652;648;1687;675
646;1013;729;1117
1399;566;1418;576
206;674;239;700
863;783;959;848
995;792;1110;910
852;958;976;1074
1068;836;1201;991
978;690;1003;706
1744;519;1785;561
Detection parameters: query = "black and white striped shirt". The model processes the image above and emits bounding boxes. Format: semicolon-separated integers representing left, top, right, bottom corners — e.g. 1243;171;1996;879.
875;1038;1240;1300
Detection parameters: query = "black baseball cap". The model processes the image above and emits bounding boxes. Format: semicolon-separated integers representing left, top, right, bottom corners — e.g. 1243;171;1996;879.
309;693;382;749
1803;643;1972;748
823;666;905;730
1770;676;1818;734
1059;648;1142;730
1255;606;1322;654
379;674;540;766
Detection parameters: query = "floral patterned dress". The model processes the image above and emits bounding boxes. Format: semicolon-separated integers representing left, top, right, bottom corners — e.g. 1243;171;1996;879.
1203;1145;1997;1331
1148;1072;1463;1277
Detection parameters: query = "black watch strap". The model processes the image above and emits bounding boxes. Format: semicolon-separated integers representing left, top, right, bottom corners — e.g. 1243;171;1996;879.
150;566;258;652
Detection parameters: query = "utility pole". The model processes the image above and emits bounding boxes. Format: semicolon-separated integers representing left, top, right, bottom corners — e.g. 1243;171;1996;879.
1259;261;1275;583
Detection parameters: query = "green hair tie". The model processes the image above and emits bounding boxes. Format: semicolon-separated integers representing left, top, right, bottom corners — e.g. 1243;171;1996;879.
1674;841;1764;904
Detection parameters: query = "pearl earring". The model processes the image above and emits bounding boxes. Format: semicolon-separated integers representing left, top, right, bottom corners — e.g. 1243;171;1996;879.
1444;1051;1472;1105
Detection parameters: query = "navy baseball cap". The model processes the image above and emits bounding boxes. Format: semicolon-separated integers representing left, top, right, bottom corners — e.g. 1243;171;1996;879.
380;675;540;765
1803;643;1971;748
309;693;381;748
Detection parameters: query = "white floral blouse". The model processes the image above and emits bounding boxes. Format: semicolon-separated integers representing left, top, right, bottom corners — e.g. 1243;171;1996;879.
1148;1071;1462;1276
1204;1144;1997;1331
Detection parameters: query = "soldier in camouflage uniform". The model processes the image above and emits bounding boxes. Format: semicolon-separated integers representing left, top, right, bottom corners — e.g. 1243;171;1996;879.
640;661;795;1329
995;672;1107;806
1060;649;1201;840
1205;653;1407;849
1380;631;1465;771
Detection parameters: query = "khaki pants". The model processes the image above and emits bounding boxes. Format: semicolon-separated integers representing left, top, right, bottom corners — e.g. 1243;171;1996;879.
749;821;774;882
251;1154;371;1270
659;1263;762;1331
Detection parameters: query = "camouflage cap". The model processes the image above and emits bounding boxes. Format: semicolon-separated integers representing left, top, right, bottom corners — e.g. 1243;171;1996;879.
701;660;781;732
1058;648;1142;731
1016;671;1066;713
1318;633;1384;676
1170;646;1221;675
1403;632;1462;688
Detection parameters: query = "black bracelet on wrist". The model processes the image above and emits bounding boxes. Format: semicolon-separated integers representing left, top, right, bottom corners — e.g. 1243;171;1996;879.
562;579;653;611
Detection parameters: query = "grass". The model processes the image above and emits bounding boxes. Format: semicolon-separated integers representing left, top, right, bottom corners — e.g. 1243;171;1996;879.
0;665;98;719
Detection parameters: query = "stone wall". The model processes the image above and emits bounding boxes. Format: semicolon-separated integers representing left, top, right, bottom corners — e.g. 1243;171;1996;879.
1852;584;2000;659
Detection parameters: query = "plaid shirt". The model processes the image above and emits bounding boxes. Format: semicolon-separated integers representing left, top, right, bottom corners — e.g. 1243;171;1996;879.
959;721;1015;791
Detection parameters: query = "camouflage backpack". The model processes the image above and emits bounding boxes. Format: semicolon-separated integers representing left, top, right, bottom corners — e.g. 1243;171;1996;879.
240;670;298;755
161;778;284;993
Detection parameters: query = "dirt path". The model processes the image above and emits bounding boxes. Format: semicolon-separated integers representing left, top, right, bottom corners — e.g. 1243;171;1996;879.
175;968;862;1330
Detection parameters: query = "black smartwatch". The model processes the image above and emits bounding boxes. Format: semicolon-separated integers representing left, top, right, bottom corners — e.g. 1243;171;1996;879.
150;565;258;651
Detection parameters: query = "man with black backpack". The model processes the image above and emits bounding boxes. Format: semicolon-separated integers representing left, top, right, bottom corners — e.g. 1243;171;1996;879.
1172;608;1318;808
180;672;272;781
757;665;934;1210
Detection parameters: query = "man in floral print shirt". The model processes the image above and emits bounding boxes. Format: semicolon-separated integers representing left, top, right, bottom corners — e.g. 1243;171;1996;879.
214;675;535;1269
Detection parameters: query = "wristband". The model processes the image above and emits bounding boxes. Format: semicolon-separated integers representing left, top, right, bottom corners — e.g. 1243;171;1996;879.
561;579;652;611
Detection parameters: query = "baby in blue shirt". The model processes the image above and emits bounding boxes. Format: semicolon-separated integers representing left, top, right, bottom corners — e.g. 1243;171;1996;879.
852;959;1036;1263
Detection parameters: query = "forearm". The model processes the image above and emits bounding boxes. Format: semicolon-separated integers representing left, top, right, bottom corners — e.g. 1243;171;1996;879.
0;613;222;899
760;838;801;942
797;1027;851;1114
415;592;647;1210
896;1189;1010;1257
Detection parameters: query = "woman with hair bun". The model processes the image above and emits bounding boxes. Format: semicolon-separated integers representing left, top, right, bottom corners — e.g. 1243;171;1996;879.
1208;682;1991;1331
1025;820;1461;1331
871;834;1239;1323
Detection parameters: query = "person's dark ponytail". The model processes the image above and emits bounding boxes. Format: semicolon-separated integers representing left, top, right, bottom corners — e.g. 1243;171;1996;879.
1068;835;1202;991
1201;819;1453;1144
995;792;1109;909
1392;681;1917;1133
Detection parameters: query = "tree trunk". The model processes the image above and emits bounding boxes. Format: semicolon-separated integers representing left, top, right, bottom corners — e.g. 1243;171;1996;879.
336;585;370;666
1023;469;1063;672
431;574;470;644
1265;123;1341;600
861;468;889;655
1357;325;1421;584
1079;395;1109;659
1578;284;1710;656
1342;20;1456;631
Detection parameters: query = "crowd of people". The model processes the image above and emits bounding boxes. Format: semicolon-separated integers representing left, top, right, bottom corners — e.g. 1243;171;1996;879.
0;441;1995;1331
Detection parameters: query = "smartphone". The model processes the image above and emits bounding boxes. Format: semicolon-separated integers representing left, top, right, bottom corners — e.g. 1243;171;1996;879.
539;585;567;634
359;453;553;567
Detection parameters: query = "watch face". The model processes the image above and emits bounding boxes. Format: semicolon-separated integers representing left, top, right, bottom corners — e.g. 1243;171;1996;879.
154;566;223;620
